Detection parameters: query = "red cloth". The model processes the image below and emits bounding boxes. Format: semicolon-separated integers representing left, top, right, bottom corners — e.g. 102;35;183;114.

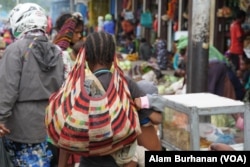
122;0;129;8
122;0;131;10
153;19;158;32
229;21;244;55
68;154;81;165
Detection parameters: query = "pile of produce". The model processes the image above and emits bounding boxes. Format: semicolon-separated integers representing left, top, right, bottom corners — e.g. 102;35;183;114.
157;75;184;95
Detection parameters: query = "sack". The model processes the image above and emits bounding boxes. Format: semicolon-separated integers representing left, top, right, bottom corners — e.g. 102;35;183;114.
140;12;152;28
0;138;14;167
45;49;141;157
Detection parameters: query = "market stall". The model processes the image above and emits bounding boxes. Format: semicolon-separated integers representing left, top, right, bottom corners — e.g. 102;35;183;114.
160;93;250;151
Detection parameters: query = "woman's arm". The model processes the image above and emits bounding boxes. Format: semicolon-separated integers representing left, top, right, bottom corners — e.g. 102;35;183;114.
58;149;71;167
148;111;162;125
209;143;235;151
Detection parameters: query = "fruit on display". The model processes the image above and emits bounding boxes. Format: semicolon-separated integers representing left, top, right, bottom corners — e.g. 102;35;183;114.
126;53;139;61
118;60;132;71
157;85;166;95
157;75;184;95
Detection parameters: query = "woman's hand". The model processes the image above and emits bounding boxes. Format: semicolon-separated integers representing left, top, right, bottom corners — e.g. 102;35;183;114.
209;143;235;151
134;98;141;110
0;124;10;137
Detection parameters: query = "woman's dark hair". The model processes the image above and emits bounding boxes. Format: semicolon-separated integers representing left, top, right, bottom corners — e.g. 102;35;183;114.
85;32;115;67
234;10;246;20
54;13;72;31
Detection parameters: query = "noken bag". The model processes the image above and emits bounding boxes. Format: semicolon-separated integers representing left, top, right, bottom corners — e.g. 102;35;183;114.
45;49;141;157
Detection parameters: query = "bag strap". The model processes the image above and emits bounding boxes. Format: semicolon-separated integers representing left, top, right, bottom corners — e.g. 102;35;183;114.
79;49;107;97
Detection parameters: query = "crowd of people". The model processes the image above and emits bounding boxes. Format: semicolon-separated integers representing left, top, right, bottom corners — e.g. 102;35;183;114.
0;2;250;167
0;2;165;167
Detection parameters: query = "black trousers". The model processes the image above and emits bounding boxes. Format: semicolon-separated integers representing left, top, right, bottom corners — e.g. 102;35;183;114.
47;142;59;167
228;53;240;72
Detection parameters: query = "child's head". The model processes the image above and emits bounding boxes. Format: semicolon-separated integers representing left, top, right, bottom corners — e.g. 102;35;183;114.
234;10;246;23
85;32;115;70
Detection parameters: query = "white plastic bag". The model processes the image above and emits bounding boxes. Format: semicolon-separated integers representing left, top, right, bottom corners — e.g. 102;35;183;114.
199;123;223;142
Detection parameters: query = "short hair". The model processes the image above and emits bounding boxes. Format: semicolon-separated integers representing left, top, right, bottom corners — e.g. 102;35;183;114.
85;32;115;67
235;10;246;20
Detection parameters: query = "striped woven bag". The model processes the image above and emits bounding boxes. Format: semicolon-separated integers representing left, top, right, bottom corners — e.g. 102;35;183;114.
45;49;141;156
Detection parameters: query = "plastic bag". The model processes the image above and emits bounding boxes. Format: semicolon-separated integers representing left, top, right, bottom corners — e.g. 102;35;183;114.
198;123;223;142
0;138;14;167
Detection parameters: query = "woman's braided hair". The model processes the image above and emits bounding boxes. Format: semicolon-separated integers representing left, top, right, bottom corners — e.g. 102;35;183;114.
85;32;115;67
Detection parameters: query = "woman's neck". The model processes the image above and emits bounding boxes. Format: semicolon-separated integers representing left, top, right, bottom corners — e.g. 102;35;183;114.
90;64;111;73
